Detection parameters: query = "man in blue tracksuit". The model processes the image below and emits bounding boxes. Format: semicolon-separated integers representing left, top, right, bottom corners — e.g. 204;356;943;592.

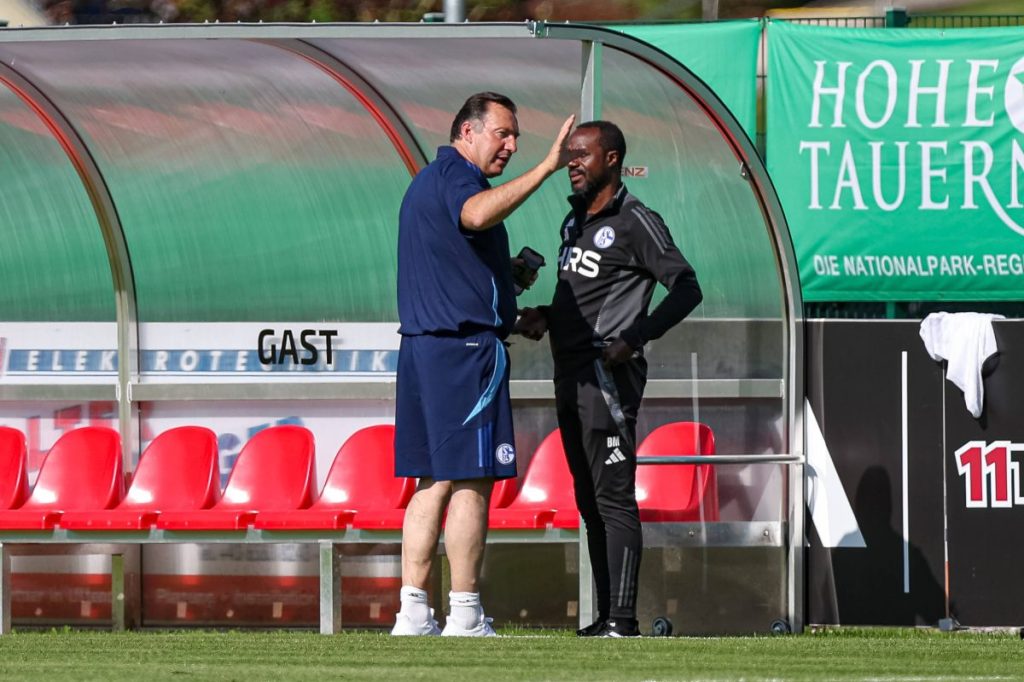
392;92;574;637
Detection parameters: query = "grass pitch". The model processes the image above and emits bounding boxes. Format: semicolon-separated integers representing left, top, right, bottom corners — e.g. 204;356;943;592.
0;627;1020;681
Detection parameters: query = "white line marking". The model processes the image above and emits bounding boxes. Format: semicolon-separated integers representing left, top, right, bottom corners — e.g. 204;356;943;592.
902;350;910;594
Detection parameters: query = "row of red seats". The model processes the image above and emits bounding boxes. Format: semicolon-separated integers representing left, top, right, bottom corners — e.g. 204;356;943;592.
0;421;717;533
490;423;718;529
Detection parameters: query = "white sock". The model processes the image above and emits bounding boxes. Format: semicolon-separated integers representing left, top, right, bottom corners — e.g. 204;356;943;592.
448;591;483;629
399;585;431;624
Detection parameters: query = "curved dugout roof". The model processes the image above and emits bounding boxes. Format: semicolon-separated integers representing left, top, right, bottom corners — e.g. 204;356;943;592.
0;21;802;432
0;22;798;316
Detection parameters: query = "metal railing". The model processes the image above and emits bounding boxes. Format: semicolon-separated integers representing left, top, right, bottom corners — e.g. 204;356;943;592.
908;14;1024;28
778;16;885;28
773;10;1024;29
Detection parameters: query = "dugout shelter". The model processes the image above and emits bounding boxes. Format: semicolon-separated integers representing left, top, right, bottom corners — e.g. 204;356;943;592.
0;22;804;634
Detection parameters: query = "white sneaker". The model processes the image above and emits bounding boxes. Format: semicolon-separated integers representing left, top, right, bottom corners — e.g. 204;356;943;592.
441;615;497;637
391;609;442;636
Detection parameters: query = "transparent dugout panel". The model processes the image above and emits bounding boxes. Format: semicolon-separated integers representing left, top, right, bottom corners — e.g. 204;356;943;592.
499;403;786;630
499;401;790;633
0;401;120;481
482;457;790;634
139;399;395;488
0;85;114;322
0;40;413;323
312;38;586;306
597;47;788;385
601;46;785;323
513;399;787;517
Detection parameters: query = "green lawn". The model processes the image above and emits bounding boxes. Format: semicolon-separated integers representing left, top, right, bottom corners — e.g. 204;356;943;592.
0;628;1020;681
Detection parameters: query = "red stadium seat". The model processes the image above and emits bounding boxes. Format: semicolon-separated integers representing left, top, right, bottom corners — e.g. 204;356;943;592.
60;426;220;530
0;427;28;510
490;477;518;509
489;429;579;529
636;422;719;522
256;424;414;531
158;425;315;531
0;426;123;529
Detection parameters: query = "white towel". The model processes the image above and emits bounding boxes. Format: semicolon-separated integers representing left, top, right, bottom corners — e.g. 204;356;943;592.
919;312;1003;418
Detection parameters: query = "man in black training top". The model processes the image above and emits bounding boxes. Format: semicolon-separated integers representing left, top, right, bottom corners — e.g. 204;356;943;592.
518;121;702;638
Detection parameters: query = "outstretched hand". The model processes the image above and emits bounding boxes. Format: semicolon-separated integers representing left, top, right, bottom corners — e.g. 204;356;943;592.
545;114;576;174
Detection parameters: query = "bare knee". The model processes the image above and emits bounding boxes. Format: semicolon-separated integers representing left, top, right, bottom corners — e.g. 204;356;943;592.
450;478;493;504
413;478;454;504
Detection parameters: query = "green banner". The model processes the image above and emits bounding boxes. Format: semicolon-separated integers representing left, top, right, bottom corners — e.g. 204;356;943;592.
609;21;760;140
768;22;1024;302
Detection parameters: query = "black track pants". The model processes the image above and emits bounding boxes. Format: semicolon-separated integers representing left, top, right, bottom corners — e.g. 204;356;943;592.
555;357;646;621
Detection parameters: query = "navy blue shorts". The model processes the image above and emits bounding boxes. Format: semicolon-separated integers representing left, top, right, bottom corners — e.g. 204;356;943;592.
395;331;518;481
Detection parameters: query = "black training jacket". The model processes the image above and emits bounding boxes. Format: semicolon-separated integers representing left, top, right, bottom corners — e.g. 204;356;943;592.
544;184;702;371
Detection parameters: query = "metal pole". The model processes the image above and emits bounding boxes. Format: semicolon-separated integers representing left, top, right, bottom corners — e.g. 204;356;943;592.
0;544;9;635
575;39;602;628
112;552;125;631
0;64;141;474
580;41;602;123
444;0;465;23
319;540;342;634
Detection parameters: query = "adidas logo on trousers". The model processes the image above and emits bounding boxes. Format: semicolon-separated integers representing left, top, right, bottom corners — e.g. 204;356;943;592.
604;448;626;465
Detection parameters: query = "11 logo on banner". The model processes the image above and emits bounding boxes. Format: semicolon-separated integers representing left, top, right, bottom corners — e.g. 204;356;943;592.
956;441;1024;508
